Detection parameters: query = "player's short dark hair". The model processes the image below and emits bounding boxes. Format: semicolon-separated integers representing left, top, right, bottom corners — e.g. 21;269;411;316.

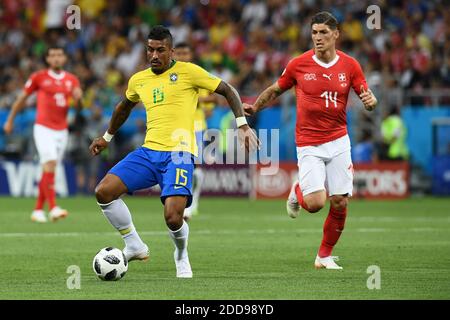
174;42;191;50
46;45;66;56
311;11;339;30
148;25;173;47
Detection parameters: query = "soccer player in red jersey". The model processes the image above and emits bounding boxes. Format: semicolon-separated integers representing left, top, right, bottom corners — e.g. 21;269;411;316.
3;46;82;223
244;12;377;269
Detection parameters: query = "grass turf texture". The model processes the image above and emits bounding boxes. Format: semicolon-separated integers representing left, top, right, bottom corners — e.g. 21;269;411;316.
0;196;449;299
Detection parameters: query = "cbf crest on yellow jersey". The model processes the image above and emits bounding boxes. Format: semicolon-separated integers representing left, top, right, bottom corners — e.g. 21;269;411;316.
126;61;221;156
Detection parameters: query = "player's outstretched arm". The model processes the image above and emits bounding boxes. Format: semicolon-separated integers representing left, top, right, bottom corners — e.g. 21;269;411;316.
214;81;260;153
89;98;137;156
243;82;285;116
3;91;29;135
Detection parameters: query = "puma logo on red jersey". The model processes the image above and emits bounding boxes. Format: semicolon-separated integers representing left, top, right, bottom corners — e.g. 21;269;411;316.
322;73;332;80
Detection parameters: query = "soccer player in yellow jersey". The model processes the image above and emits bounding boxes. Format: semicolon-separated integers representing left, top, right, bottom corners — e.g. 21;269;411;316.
89;26;259;278
173;42;218;221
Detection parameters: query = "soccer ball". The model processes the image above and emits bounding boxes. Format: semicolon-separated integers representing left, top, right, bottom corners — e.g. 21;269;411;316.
93;247;128;281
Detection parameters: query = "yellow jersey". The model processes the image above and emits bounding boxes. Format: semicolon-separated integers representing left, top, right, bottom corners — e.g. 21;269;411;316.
126;61;221;156
194;88;215;132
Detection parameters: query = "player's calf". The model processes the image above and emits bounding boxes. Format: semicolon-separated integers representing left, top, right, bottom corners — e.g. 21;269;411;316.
165;197;192;278
98;198;149;263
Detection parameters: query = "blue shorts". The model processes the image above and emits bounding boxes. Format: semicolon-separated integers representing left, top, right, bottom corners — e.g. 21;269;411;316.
109;147;194;207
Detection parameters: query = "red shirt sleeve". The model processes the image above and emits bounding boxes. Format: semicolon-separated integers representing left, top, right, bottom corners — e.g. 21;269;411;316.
277;59;297;91
351;58;368;95
23;72;39;95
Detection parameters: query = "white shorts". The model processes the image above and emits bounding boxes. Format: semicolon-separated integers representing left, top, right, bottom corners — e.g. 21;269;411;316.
33;124;68;164
296;134;353;197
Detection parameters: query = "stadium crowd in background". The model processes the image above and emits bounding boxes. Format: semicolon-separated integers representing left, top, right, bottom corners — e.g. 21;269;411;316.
0;0;448;192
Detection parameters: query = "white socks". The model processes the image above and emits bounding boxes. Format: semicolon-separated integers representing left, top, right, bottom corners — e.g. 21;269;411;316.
191;167;204;211
99;199;190;266
98;198;145;252
168;221;189;260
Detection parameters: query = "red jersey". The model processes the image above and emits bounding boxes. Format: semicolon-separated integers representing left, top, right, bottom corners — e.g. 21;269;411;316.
24;69;80;130
278;49;368;147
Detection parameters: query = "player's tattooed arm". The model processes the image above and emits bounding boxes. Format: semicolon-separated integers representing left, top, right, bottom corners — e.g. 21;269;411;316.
243;82;285;116
89;98;137;156
107;98;138;135
214;81;260;152
254;83;284;110
214;81;245;118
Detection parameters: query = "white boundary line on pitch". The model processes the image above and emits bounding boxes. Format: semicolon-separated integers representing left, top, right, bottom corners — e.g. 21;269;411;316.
189;216;450;222
1;227;450;238
263;216;450;222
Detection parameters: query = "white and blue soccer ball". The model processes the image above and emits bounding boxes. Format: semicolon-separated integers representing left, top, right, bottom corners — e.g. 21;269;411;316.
93;247;128;281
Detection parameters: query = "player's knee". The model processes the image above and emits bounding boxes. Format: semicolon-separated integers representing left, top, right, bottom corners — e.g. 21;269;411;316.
95;183;115;204
43;160;57;172
164;198;185;230
304;194;326;213
164;210;183;230
330;195;348;211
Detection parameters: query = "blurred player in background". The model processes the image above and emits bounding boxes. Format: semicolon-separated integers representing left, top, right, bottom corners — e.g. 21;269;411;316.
3;46;82;223
244;12;377;269
89;26;259;278
173;42;218;221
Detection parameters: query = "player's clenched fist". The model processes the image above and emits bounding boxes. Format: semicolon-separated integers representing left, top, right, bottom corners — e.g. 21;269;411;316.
89;137;108;156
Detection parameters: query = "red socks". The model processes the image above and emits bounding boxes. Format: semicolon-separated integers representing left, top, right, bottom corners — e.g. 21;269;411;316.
35;172;56;211
44;172;56;210
34;176;46;210
318;206;347;258
295;183;348;257
295;184;310;211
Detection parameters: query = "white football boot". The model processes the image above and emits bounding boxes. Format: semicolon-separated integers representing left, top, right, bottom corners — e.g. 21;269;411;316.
174;250;192;278
314;255;343;270
123;244;149;262
49;206;68;222
31;209;47;223
286;181;301;218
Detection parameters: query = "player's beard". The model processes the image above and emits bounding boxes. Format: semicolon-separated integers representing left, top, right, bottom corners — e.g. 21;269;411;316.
50;66;63;72
150;61;165;74
151;66;164;74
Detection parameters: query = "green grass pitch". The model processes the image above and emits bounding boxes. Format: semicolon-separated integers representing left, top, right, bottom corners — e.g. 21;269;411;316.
0;196;449;299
